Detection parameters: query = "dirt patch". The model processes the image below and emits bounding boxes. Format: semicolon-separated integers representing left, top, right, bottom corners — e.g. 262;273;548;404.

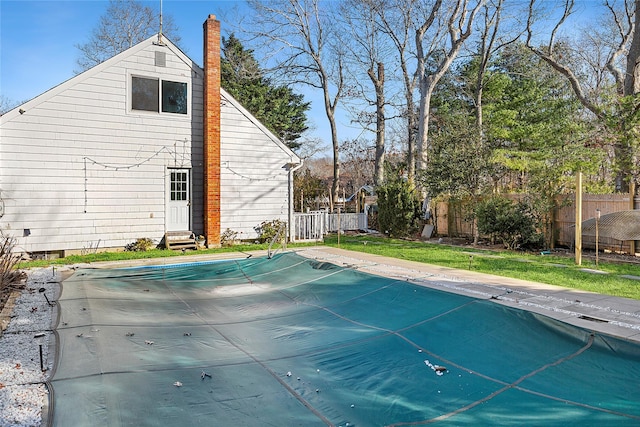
0;278;26;334
0;275;26;315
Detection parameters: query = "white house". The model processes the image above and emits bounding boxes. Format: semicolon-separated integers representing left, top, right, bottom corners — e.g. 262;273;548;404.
0;15;301;256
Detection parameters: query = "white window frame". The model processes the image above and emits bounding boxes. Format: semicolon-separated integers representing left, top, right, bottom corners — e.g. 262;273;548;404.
128;72;191;118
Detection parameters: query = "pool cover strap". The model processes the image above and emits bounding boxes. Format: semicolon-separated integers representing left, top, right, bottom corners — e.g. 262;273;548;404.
50;253;640;426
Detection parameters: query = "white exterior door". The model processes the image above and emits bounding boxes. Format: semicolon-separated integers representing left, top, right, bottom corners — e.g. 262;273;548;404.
167;169;191;231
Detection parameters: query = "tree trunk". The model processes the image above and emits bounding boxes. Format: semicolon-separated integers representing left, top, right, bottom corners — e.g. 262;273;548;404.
625;0;640;96
406;88;417;184
369;62;386;186
416;77;435;173
324;83;340;212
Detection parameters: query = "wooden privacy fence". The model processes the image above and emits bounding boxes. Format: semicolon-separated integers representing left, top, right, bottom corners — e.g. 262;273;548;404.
555;194;638;252
291;211;368;242
434;194;639;253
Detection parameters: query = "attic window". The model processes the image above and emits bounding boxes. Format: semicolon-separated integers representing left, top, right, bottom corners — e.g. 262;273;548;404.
132;76;159;112
162;81;187;114
131;76;187;115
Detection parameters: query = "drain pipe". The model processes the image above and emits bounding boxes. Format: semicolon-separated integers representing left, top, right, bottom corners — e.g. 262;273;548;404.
287;160;304;243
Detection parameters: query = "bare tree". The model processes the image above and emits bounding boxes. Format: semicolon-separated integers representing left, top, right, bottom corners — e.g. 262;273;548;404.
340;138;376;196
415;0;485;175
341;0;392;186
76;0;181;72
248;0;345;211
375;0;421;182
525;0;640;191
0;95;20;115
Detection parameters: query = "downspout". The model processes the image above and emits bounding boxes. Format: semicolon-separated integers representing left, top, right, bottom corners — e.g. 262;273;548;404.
287;160;304;242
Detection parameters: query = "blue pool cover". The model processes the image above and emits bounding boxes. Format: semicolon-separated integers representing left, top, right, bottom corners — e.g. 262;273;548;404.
50;252;640;426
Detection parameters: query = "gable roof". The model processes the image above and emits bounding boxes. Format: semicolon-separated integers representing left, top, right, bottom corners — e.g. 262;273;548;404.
1;31;301;164
1;34;201;122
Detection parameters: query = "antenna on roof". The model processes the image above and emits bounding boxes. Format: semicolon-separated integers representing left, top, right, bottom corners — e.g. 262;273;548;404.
156;0;165;45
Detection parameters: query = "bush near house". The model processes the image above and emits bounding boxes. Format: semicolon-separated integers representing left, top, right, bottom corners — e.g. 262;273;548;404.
254;220;287;243
1;231;27;310
221;228;239;247
124;238;155;252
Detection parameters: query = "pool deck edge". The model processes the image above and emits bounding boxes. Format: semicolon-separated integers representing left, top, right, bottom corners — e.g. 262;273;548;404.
294;247;640;344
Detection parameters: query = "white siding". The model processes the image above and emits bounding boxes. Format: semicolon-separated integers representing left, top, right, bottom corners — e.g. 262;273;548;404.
219;91;298;240
0;34;300;253
0;37;204;253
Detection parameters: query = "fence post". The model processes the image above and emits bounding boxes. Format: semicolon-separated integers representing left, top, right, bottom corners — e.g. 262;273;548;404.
337;207;341;247
631;181;636;255
575;172;582;266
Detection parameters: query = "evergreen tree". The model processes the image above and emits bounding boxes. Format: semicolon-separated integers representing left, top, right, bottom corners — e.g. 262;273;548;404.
221;34;310;150
376;163;423;238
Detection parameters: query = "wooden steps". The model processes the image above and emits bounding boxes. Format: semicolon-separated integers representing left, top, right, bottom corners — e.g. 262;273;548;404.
164;231;198;251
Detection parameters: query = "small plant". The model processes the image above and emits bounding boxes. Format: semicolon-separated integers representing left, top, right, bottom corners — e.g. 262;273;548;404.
220;228;238;247
1;231;26;293
124;238;155;252
254;219;287;243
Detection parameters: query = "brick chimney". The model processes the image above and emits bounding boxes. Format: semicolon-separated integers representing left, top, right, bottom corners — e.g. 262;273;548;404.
203;15;221;247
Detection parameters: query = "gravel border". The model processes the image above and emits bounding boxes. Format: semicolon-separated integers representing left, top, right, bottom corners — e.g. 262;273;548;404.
0;267;61;427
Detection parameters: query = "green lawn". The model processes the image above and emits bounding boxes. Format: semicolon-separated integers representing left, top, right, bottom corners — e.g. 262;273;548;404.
324;235;640;300
16;236;640;300
15;241;322;269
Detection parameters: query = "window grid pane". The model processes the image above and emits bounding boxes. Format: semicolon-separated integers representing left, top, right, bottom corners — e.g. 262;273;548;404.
170;172;188;201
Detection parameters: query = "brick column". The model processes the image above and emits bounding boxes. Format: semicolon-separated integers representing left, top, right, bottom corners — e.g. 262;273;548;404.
203;15;221;247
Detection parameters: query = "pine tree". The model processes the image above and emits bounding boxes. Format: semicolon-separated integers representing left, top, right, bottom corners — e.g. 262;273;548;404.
221;34;309;150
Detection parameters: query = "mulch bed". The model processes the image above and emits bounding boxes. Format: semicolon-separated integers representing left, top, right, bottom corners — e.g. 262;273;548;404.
0;274;26;315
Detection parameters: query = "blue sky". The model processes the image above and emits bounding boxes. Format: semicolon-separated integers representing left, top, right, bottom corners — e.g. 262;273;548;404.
0;0;604;154
0;0;344;152
0;1;242;101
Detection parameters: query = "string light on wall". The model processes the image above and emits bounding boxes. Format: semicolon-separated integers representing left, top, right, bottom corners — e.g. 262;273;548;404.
223;162;281;182
83;141;191;213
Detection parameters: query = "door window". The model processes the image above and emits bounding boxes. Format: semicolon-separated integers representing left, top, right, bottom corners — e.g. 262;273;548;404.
170;171;188;201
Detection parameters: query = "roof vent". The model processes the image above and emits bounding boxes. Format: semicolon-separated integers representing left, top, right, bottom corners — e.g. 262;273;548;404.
155;51;166;67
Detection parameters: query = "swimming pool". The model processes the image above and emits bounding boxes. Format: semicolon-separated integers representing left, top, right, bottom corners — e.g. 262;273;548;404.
50;252;640;426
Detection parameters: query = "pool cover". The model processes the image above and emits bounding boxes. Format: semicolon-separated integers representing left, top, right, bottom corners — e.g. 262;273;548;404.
51;253;640;426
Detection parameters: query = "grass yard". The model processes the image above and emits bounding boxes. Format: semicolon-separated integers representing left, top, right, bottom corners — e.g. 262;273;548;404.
324;235;640;300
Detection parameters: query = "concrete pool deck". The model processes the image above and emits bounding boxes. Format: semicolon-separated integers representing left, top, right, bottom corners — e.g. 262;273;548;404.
76;246;640;344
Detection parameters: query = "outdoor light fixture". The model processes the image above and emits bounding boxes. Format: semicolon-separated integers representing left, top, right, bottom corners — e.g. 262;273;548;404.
34;333;46;371
23;229;30;237
39;287;55;306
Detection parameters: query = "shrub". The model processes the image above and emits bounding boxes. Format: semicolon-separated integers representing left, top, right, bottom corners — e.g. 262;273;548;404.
375;180;422;238
1;231;26;291
254;220;287;244
220;228;238;247
475;197;544;250
124;238;155;252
